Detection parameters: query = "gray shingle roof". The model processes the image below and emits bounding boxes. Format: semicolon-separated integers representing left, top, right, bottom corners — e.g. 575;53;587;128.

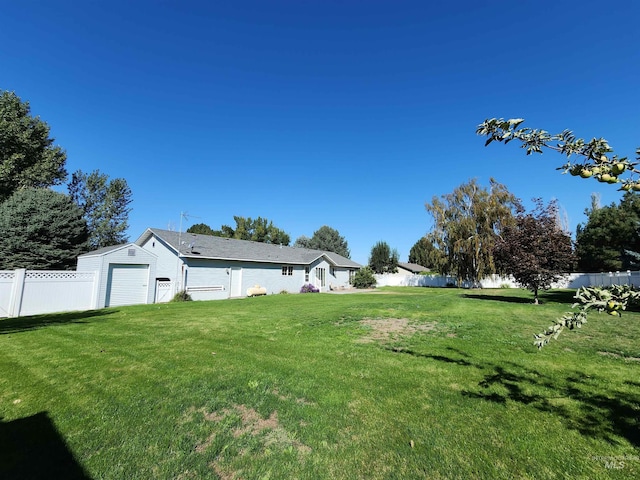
136;228;361;268
77;243;129;257
397;262;429;273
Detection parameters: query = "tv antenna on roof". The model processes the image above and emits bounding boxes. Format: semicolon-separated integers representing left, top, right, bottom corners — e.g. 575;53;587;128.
175;211;202;293
177;211;201;255
178;211;201;233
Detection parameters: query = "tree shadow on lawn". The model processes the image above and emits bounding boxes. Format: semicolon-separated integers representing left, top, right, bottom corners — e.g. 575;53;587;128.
462;289;577;305
386;345;477;367
391;346;640;448
0;412;92;479
540;289;579;304
462;293;534;304
0;309;117;335
466;364;640;447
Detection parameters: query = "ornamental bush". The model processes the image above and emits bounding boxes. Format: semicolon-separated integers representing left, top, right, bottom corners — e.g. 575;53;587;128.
300;284;319;293
350;267;377;289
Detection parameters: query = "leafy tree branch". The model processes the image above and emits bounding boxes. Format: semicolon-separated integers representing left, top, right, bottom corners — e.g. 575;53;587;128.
477;118;640;189
478;118;639;347
534;285;640;348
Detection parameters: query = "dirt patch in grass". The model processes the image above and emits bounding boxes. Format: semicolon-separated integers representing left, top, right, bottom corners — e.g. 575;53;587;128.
191;403;311;477
231;405;279;438
357;318;437;343
210;463;235;480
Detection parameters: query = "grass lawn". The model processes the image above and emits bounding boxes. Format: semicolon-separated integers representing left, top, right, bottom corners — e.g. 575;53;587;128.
1;287;639;479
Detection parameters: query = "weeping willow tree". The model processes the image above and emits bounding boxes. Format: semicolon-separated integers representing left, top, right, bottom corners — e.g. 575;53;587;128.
425;178;519;286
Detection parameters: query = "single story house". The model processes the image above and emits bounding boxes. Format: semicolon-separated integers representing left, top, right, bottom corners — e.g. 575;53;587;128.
374;262;431;287
77;228;361;306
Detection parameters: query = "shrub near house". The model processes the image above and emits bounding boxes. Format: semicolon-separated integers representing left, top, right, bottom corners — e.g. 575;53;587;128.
350;266;376;289
300;284;320;293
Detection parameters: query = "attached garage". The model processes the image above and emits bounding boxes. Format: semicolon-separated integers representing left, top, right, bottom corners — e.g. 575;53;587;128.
77;244;157;308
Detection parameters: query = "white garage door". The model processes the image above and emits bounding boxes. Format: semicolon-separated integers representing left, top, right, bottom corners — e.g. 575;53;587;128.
106;264;149;307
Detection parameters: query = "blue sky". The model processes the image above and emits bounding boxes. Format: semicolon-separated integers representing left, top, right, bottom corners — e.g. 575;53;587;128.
2;0;639;264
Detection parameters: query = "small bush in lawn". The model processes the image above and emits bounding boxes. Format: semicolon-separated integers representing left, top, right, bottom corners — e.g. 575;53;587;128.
350;266;377;289
300;284;319;293
171;290;192;302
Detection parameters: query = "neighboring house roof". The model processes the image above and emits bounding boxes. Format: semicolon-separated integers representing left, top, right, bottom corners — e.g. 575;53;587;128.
397;262;430;274
135;228;362;268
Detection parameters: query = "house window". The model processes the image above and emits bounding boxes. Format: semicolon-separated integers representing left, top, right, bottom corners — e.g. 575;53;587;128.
330;266;335;276
281;265;293;276
304;266;309;282
316;267;326;287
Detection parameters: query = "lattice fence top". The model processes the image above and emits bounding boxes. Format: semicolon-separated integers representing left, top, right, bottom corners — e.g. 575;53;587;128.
25;271;96;280
0;271;16;280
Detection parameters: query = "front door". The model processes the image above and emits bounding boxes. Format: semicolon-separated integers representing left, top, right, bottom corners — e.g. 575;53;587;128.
315;267;326;292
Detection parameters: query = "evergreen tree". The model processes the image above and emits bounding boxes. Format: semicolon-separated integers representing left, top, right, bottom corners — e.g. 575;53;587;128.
408;236;445;269
369;241;398;274
0;188;88;270
350;266;377;289
575;192;640;272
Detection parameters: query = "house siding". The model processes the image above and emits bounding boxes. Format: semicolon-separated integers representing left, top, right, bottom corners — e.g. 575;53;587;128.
332;267;353;289
240;262;305;295
76;255;102;274
140;235;183;294
184;259;307;297
183;258;229;300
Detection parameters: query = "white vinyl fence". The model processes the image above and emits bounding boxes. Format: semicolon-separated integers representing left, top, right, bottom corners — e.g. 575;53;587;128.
375;270;640;289
3;267;640;318
0;269;98;318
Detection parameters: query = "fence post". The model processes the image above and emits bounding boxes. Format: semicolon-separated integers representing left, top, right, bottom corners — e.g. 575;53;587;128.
90;271;100;309
9;269;26;317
